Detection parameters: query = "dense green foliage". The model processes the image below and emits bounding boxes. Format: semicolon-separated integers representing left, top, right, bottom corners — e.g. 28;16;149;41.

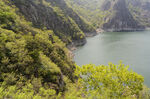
12;0;96;45
0;0;150;99
61;62;149;99
0;0;75;93
0;62;150;99
75;62;144;98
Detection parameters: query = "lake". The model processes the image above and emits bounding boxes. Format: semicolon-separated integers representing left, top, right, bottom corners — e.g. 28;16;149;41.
73;31;150;87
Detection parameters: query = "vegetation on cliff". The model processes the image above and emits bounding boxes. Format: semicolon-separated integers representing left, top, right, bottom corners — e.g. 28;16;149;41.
102;0;145;31
127;0;150;27
0;0;75;93
66;0;150;31
0;0;150;99
65;0;108;28
0;61;149;99
11;0;96;46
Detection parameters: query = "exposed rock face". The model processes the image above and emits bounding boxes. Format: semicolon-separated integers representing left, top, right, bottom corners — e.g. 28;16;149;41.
12;0;96;46
102;0;145;32
47;0;97;35
127;0;150;27
140;2;150;27
101;1;111;11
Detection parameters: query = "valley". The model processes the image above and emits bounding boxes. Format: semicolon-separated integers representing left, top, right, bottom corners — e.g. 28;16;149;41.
0;0;150;98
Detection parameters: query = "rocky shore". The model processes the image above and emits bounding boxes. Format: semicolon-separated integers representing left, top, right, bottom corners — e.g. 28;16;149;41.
67;28;105;51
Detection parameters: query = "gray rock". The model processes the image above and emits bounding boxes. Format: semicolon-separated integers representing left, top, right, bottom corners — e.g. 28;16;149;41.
102;0;145;32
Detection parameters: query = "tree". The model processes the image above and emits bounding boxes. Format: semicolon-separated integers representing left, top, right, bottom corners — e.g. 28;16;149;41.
75;62;144;98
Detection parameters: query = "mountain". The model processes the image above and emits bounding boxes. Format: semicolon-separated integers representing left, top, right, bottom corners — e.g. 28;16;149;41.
0;0;78;93
66;0;150;31
127;0;150;27
102;0;145;32
0;0;150;98
65;0;106;28
11;0;96;47
0;0;98;93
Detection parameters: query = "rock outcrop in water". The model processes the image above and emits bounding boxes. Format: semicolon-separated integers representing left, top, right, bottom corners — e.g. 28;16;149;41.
102;0;145;32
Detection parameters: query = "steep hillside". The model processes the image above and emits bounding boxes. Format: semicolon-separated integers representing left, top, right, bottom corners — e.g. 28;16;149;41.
67;0;150;31
102;0;145;32
47;0;97;36
11;0;96;47
0;0;76;93
65;0;107;28
127;0;150;27
0;0;150;98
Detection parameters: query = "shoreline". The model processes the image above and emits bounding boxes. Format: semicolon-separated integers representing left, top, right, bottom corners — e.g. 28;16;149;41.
67;27;150;52
67;28;104;51
66;28;103;58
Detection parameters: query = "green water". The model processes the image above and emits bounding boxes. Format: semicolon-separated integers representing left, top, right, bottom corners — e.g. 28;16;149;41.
74;31;150;87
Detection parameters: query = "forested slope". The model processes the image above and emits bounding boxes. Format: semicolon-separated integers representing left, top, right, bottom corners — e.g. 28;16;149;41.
0;0;150;99
65;0;106;28
127;0;150;27
66;0;150;31
0;0;76;93
12;0;96;47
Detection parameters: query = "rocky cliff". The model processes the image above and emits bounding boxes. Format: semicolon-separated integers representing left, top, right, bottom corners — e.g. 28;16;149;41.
102;0;145;32
47;0;97;36
11;0;96;47
127;0;150;27
66;0;150;31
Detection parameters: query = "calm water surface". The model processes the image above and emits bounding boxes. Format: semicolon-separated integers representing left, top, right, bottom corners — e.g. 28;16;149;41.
74;31;150;87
